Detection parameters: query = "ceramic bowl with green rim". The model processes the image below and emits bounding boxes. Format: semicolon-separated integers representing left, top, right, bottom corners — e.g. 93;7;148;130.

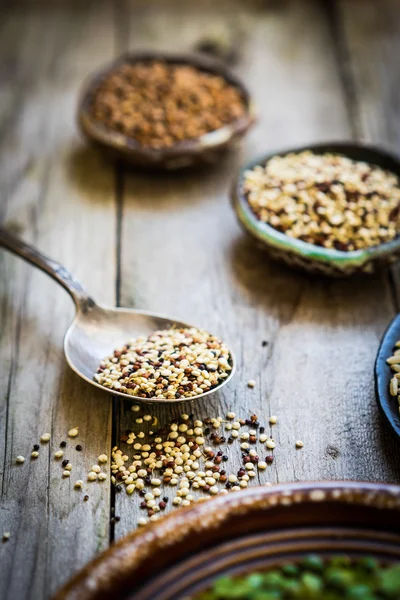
232;142;400;277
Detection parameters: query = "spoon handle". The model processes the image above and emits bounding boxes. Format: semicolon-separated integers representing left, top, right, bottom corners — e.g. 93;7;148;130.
0;227;95;312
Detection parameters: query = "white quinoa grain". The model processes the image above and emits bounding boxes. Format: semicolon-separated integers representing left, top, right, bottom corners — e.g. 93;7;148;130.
63;470;71;478
247;380;256;388
68;428;78;438
266;440;275;449
295;440;304;448
31;451;39;459
269;415;278;425
258;461;267;470
98;454;108;463
98;473;107;481
54;451;64;459
87;472;97;481
16;456;25;464
74;480;83;489
41;433;51;443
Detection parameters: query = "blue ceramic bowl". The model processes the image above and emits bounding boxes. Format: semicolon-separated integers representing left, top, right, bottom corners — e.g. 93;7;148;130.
232;142;400;276
375;313;400;441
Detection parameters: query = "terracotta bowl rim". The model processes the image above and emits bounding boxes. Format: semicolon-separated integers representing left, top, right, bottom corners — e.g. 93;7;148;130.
77;50;255;164
232;141;400;272
56;480;400;600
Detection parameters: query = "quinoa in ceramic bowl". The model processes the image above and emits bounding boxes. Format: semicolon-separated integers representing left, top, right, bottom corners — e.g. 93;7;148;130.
232;143;400;276
78;51;255;170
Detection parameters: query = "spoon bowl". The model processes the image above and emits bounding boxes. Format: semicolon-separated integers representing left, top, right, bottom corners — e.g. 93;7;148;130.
0;228;235;404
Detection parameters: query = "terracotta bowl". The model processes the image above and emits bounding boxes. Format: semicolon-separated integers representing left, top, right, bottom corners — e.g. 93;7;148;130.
56;481;400;600
232;142;400;276
78;51;255;170
375;313;400;440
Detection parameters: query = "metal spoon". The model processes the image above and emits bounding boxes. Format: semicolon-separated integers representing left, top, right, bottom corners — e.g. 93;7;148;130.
0;228;235;403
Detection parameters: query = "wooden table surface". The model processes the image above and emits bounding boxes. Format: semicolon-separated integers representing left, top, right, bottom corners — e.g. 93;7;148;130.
1;0;400;598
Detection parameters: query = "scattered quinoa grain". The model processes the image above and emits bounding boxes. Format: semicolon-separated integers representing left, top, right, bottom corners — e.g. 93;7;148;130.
295;440;304;448
247;380;256;388
68;428;78;438
98;454;108;463
54;451;64;459
40;433;51;443
31;451;39;459
62;470;71;478
16;456;25;464
74;480;83;489
269;416;278;425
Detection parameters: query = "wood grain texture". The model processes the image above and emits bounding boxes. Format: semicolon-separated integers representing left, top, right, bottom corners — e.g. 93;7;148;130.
1;1;400;598
114;0;400;539
336;0;400;303
0;2;117;598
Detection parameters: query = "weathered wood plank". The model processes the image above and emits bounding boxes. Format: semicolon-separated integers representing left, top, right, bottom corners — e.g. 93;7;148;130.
0;2;117;598
115;0;400;539
336;0;400;303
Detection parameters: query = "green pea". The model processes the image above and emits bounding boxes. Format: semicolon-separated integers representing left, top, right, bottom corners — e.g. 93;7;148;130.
300;572;323;595
358;557;378;573
346;584;375;599
301;555;324;572
281;564;299;577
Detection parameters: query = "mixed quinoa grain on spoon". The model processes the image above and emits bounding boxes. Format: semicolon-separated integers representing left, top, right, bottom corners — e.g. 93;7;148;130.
95;327;232;400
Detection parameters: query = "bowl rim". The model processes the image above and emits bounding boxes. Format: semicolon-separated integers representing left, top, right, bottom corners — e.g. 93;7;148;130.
232;142;400;271
375;312;400;441
77;50;255;163
55;480;400;600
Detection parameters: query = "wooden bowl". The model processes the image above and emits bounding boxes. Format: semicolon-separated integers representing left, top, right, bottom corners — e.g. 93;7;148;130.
55;481;400;600
375;313;400;440
78;52;255;170
232;142;400;276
